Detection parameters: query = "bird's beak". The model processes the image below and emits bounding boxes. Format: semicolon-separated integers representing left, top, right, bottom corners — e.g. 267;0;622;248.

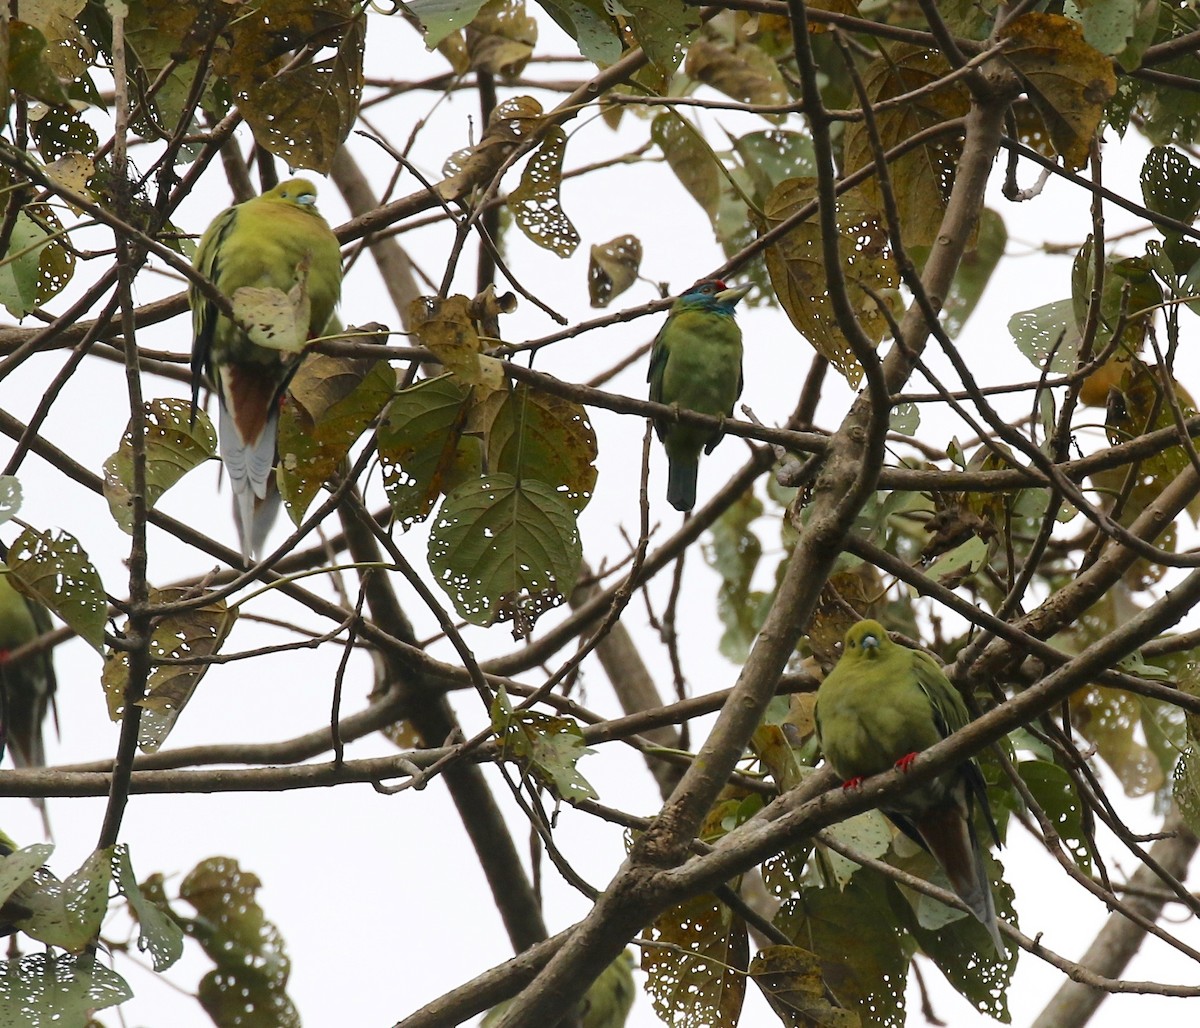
716;283;751;305
861;634;879;653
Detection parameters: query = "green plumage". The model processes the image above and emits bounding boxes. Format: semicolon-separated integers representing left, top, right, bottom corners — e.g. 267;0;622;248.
814;619;1004;952
190;178;342;561
482;950;635;1028
0;573;56;835
648;280;748;512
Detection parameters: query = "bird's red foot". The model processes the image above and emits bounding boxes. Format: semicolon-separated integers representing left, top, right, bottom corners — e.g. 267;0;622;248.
841;776;865;790
894;752;919;772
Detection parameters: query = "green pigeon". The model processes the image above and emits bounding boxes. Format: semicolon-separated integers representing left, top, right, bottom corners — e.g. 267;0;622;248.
814;619;1004;952
648;279;749;512
0;573;56;835
190;178;343;561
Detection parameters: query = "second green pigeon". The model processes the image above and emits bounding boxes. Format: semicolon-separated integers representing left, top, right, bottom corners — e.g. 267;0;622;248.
648;279;748;512
190;178;343;562
0;572;56;836
814;619;1005;953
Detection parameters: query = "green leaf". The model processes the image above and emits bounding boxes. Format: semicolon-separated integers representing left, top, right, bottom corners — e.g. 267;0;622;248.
775;873;907;1026
102;398;218;533
378;374;477;528
1141;145;1200;228
101;586;237;752
509;126;579;256
112;845;185;972
622;0;699;77
181;857;299;1028
535;0;621;64
0;476;21;524
1064;0;1139;56
817;811;892;889
643;894;748;1028
940;207;1007;338
0;954;132;1024
277;354;397;525
1008;297;1079;373
703;490;766;663
406;0;492;47
428;474;581;635
18;848;112;952
6;527;106;653
652;112;721;220
474;383;597;514
1019;759;1092;872
0;211;56;318
492;685;598;801
0;843;54;913
732;130;816;206
9;21;70;105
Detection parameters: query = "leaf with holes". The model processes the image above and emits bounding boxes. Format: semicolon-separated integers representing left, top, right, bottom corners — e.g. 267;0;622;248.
472;383;597;514
0;475;20;524
408;294;507;390
761;178;898;386
101;587;237;752
842;44;970;248
749;945;860;1028
276;355;396;525
999;13;1116;171
217;4;365;173
492;686;597;801
378;374;479;528
588;235;642;307
113;845;184;972
642;893;748;1028
0;954;132;1021
428;474;581;635
6;528;106;653
622;0;700;77
103;398;218;534
17;847;112;952
180;856;299;1026
510;126;579;257
776;872;908;1026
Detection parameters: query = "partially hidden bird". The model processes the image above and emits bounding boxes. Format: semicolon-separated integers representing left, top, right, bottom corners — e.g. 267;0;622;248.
0;573;56;836
814;619;1005;953
190;178;342;562
481;950;636;1028
648;279;749;512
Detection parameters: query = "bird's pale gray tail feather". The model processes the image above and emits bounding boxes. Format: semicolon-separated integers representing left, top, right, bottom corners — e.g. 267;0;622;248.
666;456;699;512
233;485;281;562
220;402;281;561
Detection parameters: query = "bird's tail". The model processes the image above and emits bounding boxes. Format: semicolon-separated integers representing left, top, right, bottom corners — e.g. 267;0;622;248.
915;803;1005;954
233;482;282;564
220;401;282;563
666;455;699;512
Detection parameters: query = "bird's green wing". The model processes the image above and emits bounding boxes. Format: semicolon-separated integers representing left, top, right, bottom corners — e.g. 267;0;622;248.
911;649;1000;846
190;204;238;407
910;650;970;739
647;325;670;440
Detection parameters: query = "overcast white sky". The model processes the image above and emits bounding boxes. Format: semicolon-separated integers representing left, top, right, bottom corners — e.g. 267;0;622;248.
3;9;1199;1028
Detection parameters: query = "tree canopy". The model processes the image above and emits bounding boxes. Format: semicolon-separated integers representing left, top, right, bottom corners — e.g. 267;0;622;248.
3;1;1200;1026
